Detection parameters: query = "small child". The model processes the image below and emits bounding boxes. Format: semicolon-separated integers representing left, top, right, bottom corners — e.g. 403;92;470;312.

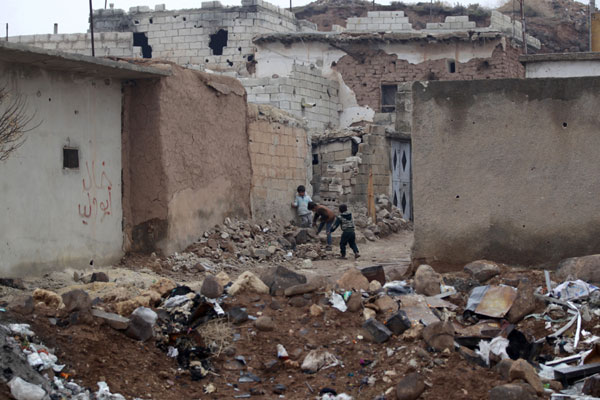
330;204;360;259
291;185;312;227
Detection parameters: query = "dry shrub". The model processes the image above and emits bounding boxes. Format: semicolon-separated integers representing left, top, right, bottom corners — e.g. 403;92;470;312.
197;318;234;357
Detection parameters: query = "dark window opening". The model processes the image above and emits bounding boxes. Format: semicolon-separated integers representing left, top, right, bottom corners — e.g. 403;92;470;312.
448;59;456;73
312;154;319;165
209;29;228;56
134;20;140;25
133;32;152;58
247;54;254;62
183;17;187;21
149;18;153;24
351;141;359;156
63;148;79;169
381;84;397;113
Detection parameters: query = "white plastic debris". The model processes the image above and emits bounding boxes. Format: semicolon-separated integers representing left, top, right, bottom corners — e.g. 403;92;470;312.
551;280;598;301
9;323;35;336
96;381;126;400
8;377;46;400
277;344;289;360
163;295;190;308
329;292;347;312
301;350;342;373
207;298;225;316
476;337;510;366
167;346;179;358
320;394;354;400
24;344;65;372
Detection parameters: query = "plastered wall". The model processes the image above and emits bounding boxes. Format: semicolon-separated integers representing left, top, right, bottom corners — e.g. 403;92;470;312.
411;77;600;268
122;63;252;254
0;62;123;276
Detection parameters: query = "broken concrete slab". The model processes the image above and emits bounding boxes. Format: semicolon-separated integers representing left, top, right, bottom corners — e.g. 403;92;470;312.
91;308;129;330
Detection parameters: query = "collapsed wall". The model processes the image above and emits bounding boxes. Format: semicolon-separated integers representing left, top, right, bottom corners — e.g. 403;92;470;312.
122;63;252;255
248;104;312;221
411;77;600;268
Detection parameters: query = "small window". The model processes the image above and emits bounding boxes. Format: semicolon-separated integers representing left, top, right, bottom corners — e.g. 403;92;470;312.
447;59;456;73
381;84;397;113
312;154;319;165
63;147;79;169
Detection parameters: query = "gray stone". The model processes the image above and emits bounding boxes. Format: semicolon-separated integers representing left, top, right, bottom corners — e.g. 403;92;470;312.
507;282;540;324
464;260;500;283
90;272;109;282
364;229;376;241
509;359;544;395
414;264;442;296
253;248;270;259
494;358;514;380
125;306;157;341
386;310;411;335
346;293;363;312
61;289;92;313
396;372;426;400
337;268;370;291
91;308;129;330
295;229;309;245
557;254;600;284
9;295;34;315
254;316;275;331
260;266;307;296
228;307;248;324
201;275;222;299
284;281;320;296
273;384;286;394
289;296;309;307
363;318;392;343
489;383;537;400
583;374;600;396
423;321;454;352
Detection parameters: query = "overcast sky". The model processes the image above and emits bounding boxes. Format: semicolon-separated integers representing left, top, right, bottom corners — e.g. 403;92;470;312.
3;0;506;37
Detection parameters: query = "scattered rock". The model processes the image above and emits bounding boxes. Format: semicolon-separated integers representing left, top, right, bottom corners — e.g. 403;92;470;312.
91;272;109;282
61;289;92;313
489;383;537;400
364;308;377;320
91;308;129;330
216;271;231;287
309;304;324;317
414;265;442;296
337;268;370;291
273;384;286;394
369;280;382;292
402;324;424;341
509;359;544;395
583;374;600;396
149;277;177;297
32;288;62;309
363;318;392;343
457;346;486;367
9;295;34;315
228;271;269;296
494;358;515;380
301;350;340;373
289;296;309;307
269;300;282;310
228;307;249;324
374;295;399;313
464;260;500;283
557;254;600;284
125;306;158;341
254;316;275;331
395;372;426;400
346;293;363;312
295;229;309;245
507;282;541;324
201;275;223;299
423;321;454;352
0;278;25;289
386;310;411;335
363;229;376;241
284;280;320;296
260;266;307;296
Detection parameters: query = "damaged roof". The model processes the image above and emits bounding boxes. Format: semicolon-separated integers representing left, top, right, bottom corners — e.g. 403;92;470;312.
0;41;171;79
253;30;506;45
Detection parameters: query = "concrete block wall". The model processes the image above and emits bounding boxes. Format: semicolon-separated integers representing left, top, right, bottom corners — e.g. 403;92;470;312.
91;0;315;73
242;64;341;130
352;133;391;204
425;15;476;30
247;104;311;221
346;11;413;32
489;11;541;49
312;140;361;206
7;32;136;57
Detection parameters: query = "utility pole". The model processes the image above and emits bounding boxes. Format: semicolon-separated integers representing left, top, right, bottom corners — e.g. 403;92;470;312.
5;23;7;41
520;0;527;54
590;0;595;51
89;0;95;56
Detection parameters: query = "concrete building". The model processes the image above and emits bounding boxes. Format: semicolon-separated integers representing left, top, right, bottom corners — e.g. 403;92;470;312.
520;52;600;78
0;41;168;276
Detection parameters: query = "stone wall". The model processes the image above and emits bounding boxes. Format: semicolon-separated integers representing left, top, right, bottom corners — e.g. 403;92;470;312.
242;64;341;130
7;33;136;57
425;15;476;30
346;11;413;32
411;77;600;268
248;104;311;221
122;63;252;255
333;41;525;112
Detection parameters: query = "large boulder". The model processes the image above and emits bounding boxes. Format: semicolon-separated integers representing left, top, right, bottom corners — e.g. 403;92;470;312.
414;265;442;296
464;260;500;283
260;266;307;296
125;307;158;341
423;321;454;352
336;268;369;291
228;271;269;296
201;275;223;299
557;255;600;284
61;289;92;313
509;359;544;395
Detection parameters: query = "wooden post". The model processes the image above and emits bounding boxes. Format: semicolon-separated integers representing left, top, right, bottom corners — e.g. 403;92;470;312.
368;168;376;224
89;0;95;57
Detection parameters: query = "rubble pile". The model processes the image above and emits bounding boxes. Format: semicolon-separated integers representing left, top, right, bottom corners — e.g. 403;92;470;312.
352;195;410;242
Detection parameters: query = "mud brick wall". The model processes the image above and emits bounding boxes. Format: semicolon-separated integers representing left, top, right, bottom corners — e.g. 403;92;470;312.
248;104;311;221
333;43;525;112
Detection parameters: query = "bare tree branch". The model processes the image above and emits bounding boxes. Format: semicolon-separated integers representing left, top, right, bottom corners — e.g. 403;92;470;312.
0;84;40;162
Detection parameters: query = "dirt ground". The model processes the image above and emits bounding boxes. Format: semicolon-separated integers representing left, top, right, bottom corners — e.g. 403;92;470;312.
1;230;595;399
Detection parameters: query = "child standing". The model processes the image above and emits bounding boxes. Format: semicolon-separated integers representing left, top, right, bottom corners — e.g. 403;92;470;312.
330;204;360;259
291;185;312;227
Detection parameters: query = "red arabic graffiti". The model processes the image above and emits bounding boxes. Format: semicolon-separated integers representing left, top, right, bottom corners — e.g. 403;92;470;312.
78;161;113;225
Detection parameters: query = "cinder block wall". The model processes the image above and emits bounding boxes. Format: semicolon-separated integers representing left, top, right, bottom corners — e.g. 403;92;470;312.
7;33;136;57
248;104;312;221
412;77;600;268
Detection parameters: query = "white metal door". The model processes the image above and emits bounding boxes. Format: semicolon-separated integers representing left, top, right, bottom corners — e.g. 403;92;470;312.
391;140;412;220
